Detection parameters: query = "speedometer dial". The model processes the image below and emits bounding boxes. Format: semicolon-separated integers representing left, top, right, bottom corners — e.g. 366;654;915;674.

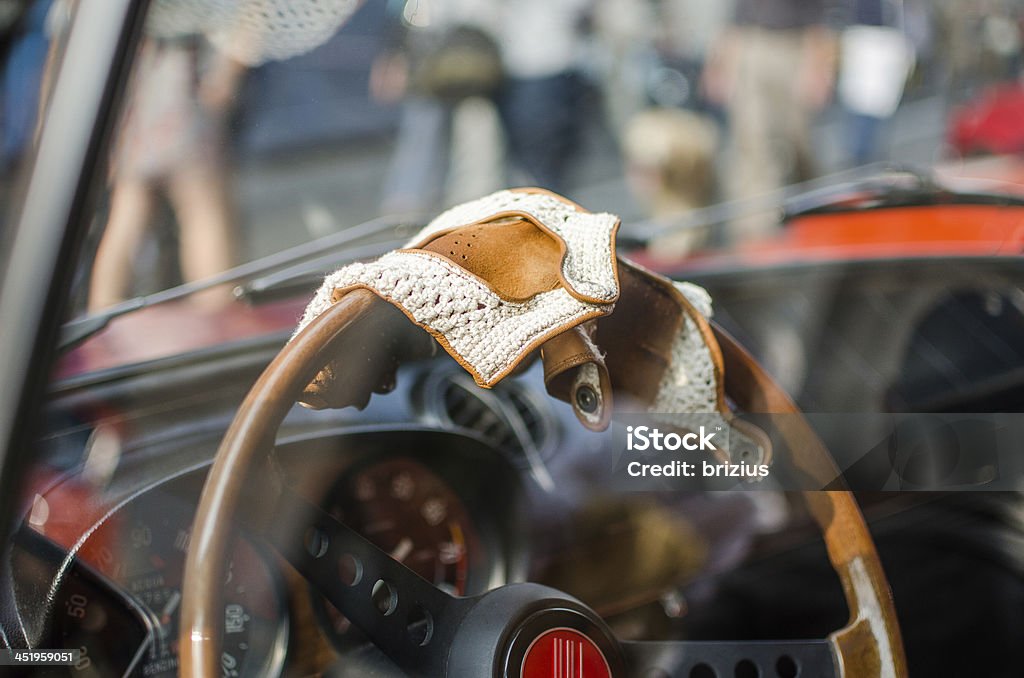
72;494;288;677
313;457;485;647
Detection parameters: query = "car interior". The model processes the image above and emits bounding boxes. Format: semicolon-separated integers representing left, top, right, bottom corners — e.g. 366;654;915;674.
0;1;1023;678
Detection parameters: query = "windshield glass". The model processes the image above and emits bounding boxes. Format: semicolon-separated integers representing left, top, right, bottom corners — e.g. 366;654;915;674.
69;0;393;316
46;0;1024;370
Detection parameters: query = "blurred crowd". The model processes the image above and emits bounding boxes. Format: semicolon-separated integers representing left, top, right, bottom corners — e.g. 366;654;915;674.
371;0;1024;248
1;0;1024;308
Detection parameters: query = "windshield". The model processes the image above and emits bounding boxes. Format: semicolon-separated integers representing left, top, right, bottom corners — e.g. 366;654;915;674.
67;1;396;315
59;0;1022;320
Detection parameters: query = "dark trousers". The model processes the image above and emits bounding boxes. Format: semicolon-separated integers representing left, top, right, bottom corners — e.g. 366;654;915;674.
498;71;584;192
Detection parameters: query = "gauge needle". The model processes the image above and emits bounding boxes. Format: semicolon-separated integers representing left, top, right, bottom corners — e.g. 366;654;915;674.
390;537;413;563
160;591;181;625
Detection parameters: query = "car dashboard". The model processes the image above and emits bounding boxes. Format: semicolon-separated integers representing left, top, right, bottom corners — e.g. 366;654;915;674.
7;253;1024;677
9;353;722;677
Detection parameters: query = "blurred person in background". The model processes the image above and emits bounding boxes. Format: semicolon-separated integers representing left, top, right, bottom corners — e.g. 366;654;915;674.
702;0;836;242
377;0;592;214
643;0;735;117
590;0;656;136
0;1;51;176
494;0;592;193
88;29;246;311
937;0;1023;101
590;0;731;139
837;0;917;166
623;107;718;259
374;0;505;215
946;30;1024;155
938;0;1024;158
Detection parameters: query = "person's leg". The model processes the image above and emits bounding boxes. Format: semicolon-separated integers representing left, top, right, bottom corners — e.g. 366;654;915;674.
781;51;818;185
88;179;155;311
727;29;813;242
166;163;236;307
725;30;780;242
447;97;505;205
847;111;883;167
381;98;453;214
498;72;583;192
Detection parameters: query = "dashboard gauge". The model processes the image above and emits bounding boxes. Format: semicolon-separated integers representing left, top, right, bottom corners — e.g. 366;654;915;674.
313;457;485;647
11;529;152;678
67;492;288;678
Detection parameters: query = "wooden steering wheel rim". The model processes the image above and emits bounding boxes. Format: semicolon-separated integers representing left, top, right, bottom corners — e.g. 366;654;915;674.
179;288;908;677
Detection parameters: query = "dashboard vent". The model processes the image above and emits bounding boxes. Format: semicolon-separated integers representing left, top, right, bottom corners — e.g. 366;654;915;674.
426;372;553;461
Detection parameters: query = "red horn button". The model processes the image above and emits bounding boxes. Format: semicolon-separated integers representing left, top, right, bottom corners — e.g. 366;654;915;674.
521;628;612;678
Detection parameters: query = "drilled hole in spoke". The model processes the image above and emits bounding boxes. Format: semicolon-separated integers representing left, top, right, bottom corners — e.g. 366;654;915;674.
690;664;717;678
339;554;362;586
371;579;397;616
775;656;798;678
407;605;433;646
304;527;329;559
735;659;759;678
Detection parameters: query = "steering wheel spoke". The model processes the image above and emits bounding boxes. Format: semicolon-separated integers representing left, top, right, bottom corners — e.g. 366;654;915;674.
621;639;836;678
268;486;473;676
266;482;842;678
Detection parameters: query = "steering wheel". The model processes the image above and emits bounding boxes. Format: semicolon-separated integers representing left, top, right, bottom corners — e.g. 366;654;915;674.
178;193;907;678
